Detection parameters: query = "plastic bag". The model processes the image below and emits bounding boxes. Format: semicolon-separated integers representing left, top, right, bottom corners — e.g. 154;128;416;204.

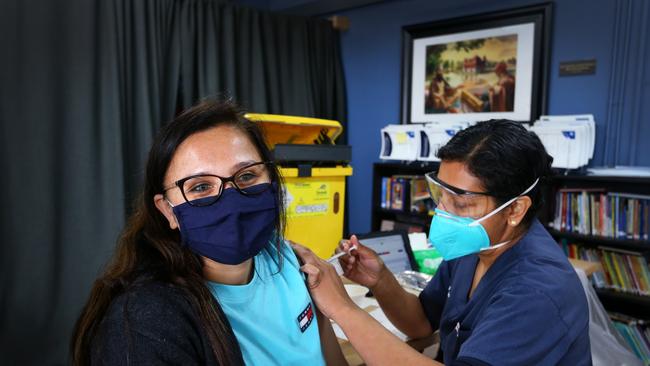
575;268;643;366
395;270;432;292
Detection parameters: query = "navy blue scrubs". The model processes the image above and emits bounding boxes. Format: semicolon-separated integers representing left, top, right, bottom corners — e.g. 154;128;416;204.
419;220;591;366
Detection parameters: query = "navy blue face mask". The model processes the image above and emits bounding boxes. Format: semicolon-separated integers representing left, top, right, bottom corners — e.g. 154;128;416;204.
171;183;278;265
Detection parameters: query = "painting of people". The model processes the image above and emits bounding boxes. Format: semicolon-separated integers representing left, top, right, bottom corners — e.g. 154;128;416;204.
402;5;551;124
424;35;517;114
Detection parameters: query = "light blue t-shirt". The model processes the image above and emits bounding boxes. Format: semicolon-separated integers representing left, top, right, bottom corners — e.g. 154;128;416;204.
207;241;325;366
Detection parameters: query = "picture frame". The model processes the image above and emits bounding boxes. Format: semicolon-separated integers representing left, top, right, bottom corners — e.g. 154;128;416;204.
401;3;552;124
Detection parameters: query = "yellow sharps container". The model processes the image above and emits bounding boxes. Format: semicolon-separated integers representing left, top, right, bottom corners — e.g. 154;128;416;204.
246;113;352;259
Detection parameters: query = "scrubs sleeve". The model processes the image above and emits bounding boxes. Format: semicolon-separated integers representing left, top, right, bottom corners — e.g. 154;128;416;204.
452;357;492;366
457;285;571;366
418;260;451;331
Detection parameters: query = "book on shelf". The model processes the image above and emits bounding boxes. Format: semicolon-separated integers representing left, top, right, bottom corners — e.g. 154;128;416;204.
391;177;407;210
380;177;389;209
380;175;408;210
560;240;650;296
610;313;650;364
379;175;433;214
550;189;650;241
409;176;432;214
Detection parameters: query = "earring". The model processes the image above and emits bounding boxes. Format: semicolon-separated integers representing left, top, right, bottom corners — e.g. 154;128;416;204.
511;221;517;225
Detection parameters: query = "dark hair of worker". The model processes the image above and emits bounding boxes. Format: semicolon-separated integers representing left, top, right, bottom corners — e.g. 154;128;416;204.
437;119;554;228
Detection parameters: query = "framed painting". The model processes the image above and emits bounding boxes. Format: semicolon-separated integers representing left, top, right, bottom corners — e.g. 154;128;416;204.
401;3;552;124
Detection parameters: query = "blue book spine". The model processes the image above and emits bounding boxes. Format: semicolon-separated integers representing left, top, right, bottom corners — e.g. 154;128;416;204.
639;200;644;240
577;194;581;234
619;197;625;239
619;197;624;239
642;201;650;240
615;197;620;238
380;178;387;209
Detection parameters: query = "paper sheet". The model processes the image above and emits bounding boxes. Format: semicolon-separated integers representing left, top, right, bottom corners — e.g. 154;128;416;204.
332;305;409;342
368;308;409;341
332;322;348;340
408;232;430;251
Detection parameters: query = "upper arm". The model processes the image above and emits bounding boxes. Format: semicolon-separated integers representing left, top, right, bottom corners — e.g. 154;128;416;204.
92;286;205;365
93;325;199;365
284;242;347;364
458;287;570;366
316;307;348;366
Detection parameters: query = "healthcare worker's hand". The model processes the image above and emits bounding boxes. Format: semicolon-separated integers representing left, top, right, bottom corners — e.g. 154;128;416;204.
291;242;357;321
337;235;388;290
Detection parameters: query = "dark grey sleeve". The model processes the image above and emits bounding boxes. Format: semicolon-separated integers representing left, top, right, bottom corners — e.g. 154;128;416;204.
90;284;207;366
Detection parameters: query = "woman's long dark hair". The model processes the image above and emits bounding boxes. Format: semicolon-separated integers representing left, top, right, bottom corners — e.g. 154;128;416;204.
70;98;286;365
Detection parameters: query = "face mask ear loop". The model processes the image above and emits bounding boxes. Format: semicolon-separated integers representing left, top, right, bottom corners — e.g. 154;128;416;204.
166;198;175;208
479;240;511;252
468;178;540;227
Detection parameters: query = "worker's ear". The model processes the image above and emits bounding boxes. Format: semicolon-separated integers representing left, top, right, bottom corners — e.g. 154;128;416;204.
507;196;532;227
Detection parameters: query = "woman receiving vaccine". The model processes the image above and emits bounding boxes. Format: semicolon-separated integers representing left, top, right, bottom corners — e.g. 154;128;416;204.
71;99;345;365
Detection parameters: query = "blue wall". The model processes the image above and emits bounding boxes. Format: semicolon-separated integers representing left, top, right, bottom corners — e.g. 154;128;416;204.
338;0;627;234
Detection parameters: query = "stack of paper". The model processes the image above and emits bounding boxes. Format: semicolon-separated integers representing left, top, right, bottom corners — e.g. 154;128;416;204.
587;166;650;177
418;122;470;162
379;124;422;161
527;115;595;169
380;115;596;168
379;122;470;162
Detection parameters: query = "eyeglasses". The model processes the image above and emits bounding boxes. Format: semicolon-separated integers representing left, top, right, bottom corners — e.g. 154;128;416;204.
163;162;274;207
424;171;494;219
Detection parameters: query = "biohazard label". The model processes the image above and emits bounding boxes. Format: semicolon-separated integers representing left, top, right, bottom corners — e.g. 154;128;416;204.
285;182;330;218
295;204;328;214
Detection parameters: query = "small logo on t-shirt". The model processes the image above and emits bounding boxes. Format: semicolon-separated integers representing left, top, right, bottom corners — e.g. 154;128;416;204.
297;303;314;333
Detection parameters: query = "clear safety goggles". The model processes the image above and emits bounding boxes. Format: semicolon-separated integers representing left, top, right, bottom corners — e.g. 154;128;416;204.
424;171;495;219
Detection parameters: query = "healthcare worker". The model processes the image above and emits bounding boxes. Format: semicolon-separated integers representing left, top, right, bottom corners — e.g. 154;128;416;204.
294;119;592;366
71;99;346;365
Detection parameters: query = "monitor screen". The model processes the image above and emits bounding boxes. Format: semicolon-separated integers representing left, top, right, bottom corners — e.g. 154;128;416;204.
356;233;414;274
